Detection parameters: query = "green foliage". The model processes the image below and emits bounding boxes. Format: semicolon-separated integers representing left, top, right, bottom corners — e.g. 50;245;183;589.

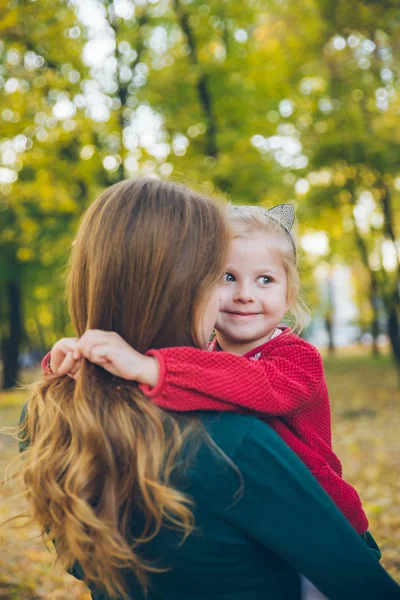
1;0;400;369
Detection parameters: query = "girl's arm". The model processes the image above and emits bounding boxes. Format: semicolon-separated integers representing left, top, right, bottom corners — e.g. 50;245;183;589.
140;342;324;416
41;332;159;384
228;419;399;599
42;334;323;416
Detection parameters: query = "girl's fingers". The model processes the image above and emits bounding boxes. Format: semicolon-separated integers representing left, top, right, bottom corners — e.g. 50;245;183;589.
68;360;81;375
51;339;80;373
58;352;80;376
68;368;81;381
77;331;110;359
90;346;111;364
56;352;71;375
86;346;123;376
57;339;79;354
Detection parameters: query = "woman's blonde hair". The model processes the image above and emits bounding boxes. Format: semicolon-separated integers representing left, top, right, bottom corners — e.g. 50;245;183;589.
229;205;309;333
12;178;230;599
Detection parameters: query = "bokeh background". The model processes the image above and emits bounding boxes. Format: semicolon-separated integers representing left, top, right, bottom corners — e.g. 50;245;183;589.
0;0;400;597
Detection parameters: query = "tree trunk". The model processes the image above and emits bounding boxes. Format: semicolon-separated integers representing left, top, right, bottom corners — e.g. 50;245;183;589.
324;275;335;356
350;193;381;358
110;13;148;183
2;277;22;390
387;305;400;376
173;0;218;159
369;285;380;358
324;313;335;356
371;305;380;358
379;181;400;368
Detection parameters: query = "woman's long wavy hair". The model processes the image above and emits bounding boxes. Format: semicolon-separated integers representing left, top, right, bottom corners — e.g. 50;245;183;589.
13;178;230;599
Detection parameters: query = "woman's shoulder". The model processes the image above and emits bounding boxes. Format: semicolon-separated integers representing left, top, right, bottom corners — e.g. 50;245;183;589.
182;413;286;507
197;412;286;462
188;412;310;510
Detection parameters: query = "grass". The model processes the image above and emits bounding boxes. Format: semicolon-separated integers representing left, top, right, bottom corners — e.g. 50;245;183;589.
0;350;399;598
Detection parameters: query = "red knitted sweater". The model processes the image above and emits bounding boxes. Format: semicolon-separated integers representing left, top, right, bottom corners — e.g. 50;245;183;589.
139;328;368;534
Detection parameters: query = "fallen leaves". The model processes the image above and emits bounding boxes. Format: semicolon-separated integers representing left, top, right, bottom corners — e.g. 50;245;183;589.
325;350;400;582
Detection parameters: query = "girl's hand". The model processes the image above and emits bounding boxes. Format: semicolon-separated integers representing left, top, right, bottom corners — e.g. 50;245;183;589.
51;338;82;379
76;330;159;386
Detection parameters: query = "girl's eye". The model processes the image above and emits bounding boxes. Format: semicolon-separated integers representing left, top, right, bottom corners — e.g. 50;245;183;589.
257;275;273;285
224;272;235;283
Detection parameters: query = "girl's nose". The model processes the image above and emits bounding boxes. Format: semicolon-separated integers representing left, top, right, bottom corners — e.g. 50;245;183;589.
233;284;254;304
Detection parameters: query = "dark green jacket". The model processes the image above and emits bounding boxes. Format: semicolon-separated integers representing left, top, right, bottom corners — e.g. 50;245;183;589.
21;409;400;600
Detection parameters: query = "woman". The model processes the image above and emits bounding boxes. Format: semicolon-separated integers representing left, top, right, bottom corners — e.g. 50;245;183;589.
16;178;400;600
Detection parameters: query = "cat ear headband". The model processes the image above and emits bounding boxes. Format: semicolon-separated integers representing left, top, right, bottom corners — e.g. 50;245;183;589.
266;203;296;258
231;202;296;256
265;203;295;233
231;203;295;232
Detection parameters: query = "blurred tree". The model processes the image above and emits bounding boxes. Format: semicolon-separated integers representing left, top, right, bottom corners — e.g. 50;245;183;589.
0;0;96;387
270;0;400;367
2;0;400;385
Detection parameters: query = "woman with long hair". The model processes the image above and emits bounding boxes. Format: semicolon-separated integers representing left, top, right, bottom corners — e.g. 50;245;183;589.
14;178;400;599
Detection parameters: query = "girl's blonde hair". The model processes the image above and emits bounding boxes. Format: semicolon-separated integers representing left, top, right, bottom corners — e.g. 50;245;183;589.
229;205;309;333
11;178;230;599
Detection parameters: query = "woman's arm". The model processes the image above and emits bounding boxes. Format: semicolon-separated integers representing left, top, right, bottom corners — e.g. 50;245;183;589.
225;419;399;599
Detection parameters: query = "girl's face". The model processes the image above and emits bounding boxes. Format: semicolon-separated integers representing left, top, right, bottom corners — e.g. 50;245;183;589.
215;235;288;354
196;285;222;348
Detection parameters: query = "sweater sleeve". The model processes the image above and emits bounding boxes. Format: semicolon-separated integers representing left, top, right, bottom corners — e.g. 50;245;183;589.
41;351;52;376
227;419;400;600
139;343;324;416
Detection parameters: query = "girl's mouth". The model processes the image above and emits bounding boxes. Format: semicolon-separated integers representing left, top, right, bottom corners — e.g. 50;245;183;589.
224;311;259;318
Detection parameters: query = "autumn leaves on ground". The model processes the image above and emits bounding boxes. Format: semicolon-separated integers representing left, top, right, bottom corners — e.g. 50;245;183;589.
0;350;399;599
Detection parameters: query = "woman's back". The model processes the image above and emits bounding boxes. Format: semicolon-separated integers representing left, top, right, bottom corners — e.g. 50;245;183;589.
76;413;399;600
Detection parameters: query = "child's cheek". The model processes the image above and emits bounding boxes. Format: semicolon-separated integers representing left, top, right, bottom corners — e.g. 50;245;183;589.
218;284;234;304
